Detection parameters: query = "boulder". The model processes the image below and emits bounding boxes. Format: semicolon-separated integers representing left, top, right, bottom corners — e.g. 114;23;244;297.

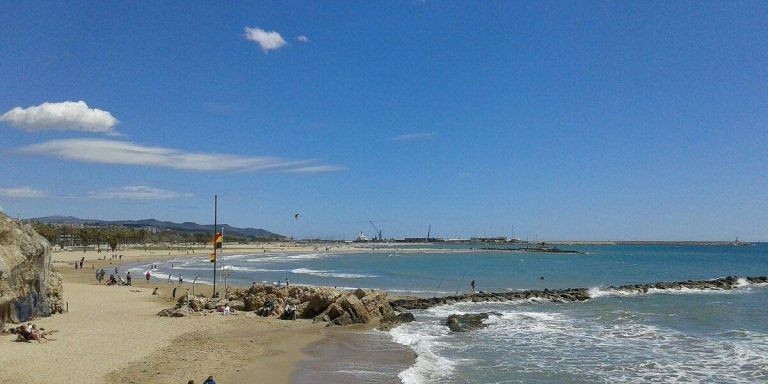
379;312;415;331
229;300;245;311
445;312;501;332
304;288;343;317
0;213;63;324
331;312;353;326
339;294;370;323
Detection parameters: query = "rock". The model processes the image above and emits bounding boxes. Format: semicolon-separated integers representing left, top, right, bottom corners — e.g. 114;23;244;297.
325;303;344;320
339;294;370;323
0;213;63;324
445;312;501;332
158;283;396;327
331;312;353;326
157;306;192;317
305;289;343;318
229;300;245;311
379;312;415;331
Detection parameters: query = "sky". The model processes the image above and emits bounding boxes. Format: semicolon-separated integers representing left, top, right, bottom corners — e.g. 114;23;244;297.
0;1;766;241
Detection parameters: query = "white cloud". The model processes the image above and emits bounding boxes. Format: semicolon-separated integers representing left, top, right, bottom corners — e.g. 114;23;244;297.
0;101;119;134
0;187;47;198
392;132;436;142
244;27;287;52
89;186;192;200
297;35;310;43
19;139;342;174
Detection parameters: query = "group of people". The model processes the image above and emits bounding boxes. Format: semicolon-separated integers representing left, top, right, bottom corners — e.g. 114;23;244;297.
272;278;290;288
256;298;297;320
73;257;85;270
1;322;57;343
96;268;133;286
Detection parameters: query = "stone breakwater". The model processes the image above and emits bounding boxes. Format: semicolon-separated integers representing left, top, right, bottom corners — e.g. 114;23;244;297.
389;276;768;311
158;284;412;328
0;213;64;324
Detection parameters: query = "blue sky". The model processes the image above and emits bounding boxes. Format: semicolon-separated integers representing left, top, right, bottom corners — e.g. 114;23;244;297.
1;1;766;241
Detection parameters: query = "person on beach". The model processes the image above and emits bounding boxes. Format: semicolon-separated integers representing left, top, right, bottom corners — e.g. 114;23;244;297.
146;271;151;281
126;272;132;286
282;302;297;320
260;299;275;317
74;262;78;270
79;259;83;269
285;278;289;287
16;325;56;343
179;275;183;285
203;376;216;384
172;287;177;299
471;279;476;292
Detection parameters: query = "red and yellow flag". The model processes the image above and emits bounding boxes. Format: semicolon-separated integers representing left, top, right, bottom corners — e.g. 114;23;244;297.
214;232;223;249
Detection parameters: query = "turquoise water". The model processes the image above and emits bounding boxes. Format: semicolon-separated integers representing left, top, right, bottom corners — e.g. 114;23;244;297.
130;244;768;383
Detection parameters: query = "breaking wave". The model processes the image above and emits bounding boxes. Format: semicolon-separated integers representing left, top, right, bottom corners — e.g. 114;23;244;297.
290;268;377;279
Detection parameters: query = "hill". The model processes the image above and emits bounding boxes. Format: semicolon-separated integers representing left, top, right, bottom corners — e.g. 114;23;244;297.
28;216;284;239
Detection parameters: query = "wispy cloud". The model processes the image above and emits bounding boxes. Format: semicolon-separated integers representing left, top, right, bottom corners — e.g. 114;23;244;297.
297;35;310;43
0;187;47;198
245;27;287;52
0;101;119;135
286;165;347;174
18;139;342;174
391;132;435;142
89;186;192;201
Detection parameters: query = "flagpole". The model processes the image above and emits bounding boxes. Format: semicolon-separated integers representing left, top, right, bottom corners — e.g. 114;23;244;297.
213;194;217;297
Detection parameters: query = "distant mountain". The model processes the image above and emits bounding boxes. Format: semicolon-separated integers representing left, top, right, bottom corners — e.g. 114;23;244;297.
28;216;284;239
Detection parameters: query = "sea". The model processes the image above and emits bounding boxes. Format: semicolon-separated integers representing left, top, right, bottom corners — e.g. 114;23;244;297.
128;243;768;383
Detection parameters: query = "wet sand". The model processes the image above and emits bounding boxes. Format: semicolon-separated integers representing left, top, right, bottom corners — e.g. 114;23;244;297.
294;327;415;384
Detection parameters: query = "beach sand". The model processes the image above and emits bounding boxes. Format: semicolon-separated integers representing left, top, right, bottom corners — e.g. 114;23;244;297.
0;246;336;384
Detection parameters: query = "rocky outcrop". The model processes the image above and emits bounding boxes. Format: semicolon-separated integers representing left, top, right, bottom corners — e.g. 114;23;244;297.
390;276;768;311
445;312;501;332
158;284;407;327
0;213;64;323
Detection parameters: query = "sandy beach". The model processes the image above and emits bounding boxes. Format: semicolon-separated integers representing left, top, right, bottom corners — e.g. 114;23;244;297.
0;245;337;384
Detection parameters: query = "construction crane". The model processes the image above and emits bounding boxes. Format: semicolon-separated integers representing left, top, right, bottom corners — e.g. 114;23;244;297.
369;221;383;242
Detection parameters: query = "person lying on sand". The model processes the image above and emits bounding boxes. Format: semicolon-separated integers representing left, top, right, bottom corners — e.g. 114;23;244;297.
14;325;56;343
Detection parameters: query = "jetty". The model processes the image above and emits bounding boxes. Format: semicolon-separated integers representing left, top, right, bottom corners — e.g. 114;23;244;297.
389;276;768;311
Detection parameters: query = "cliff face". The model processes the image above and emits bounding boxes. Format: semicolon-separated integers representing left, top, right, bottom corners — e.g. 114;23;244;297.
0;213;63;324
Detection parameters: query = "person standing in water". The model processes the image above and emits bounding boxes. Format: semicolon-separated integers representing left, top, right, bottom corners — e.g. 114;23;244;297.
470;279;476;292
